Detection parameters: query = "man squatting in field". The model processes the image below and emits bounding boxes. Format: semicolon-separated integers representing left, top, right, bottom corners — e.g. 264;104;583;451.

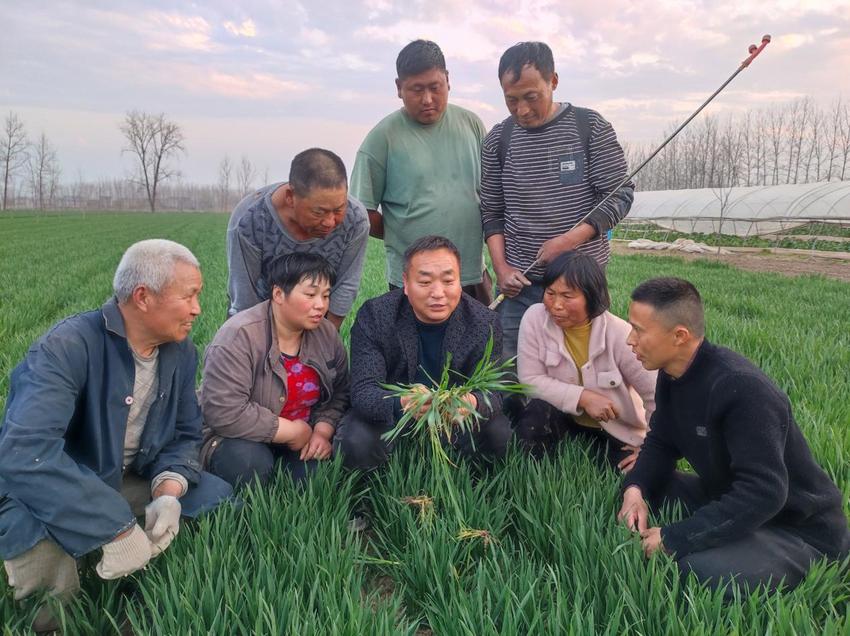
618;277;850;597
334;235;512;470
0;240;232;631
226;147;370;329
480;41;635;361
351;39;493;305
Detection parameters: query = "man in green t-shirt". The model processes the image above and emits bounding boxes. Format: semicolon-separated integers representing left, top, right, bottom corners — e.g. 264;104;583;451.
351;39;492;304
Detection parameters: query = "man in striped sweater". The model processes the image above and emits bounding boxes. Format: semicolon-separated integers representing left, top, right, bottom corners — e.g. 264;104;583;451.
480;41;634;360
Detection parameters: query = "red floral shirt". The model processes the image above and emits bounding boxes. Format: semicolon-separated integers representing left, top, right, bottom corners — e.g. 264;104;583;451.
279;354;321;421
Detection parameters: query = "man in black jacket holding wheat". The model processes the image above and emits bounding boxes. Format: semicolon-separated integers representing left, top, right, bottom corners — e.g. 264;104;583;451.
335;235;512;471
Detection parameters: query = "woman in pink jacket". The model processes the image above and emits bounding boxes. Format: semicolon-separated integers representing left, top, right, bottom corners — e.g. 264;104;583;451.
516;251;656;472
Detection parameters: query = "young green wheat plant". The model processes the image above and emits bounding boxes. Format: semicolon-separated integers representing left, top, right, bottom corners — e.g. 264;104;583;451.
381;334;527;541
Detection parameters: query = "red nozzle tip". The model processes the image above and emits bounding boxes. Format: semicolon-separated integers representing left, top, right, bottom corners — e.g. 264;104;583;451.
762;34;771;43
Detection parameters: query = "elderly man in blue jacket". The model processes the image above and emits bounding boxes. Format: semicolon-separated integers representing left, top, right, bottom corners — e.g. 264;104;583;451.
0;239;231;629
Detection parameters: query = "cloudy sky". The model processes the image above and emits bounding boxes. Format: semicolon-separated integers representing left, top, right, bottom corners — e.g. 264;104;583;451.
2;0;848;184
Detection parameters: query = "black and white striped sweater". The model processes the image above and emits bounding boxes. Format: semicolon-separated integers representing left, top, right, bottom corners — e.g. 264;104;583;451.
480;104;634;277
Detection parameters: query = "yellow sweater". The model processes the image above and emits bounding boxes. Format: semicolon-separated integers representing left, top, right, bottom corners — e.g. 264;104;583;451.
564;322;601;429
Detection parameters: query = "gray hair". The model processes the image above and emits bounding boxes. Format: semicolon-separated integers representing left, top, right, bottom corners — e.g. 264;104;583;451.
113;239;200;303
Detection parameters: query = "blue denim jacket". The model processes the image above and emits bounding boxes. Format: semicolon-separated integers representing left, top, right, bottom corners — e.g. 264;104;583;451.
0;298;207;559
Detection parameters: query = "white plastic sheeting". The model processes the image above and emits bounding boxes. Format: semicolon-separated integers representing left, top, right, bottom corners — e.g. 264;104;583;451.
627;181;850;236
627;238;732;254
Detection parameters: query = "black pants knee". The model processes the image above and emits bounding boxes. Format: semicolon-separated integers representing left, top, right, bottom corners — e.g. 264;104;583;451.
334;409;512;472
516;398;631;467
651;472;834;598
208;437;317;488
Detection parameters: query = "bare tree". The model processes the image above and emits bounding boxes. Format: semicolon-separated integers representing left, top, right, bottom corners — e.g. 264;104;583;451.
784;99;801;184
1;112;29;210
752;108;767;186
28;132;61;210
712;138;740;252
236;155;256;196
838;101;850;181
218;155;232;211
120;111;185;212
766;107;786;185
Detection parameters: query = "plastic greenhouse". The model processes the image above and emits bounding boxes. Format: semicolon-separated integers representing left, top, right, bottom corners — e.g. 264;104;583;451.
626;182;850;237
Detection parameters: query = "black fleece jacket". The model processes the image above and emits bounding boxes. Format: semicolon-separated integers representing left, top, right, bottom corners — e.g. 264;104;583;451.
624;339;849;558
349;289;503;425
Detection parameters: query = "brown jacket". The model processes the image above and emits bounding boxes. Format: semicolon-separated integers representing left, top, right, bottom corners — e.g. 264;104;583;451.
199;300;350;467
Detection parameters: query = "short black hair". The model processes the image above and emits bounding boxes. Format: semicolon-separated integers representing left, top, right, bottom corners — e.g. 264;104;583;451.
396;39;446;81
631;277;705;337
402;235;460;273
267;252;336;296
498;41;555;83
541;251;610;319
288;148;347;197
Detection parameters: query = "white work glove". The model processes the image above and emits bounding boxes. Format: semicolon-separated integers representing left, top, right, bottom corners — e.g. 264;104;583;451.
96;524;152;580
144;495;182;557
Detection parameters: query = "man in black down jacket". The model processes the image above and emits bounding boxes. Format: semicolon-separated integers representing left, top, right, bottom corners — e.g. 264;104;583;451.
335;235;512;470
618;277;850;598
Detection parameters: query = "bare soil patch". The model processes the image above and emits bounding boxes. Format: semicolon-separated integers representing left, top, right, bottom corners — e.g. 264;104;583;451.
612;242;850;283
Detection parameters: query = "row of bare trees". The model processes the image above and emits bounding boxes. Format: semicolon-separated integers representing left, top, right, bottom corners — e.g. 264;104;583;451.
2;172;267;212
217;155;267;211
1;113;62;210
55;177;227;212
3;110;270;212
625;97;850;191
121;112;267;212
7;96;850;212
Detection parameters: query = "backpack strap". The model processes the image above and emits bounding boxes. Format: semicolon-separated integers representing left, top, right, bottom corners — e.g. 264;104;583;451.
497;106;592;170
572;105;592;164
497;116;515;169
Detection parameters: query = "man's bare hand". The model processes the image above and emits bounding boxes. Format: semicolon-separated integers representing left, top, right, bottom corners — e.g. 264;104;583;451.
617;445;640;474
617;485;649;533
536;234;574;266
536;223;596;265
453;392;478;424
400;384;432;418
640;527;665;557
494;265;531;299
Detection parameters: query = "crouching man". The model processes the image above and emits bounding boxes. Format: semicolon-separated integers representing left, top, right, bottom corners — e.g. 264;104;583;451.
618;277;850;597
0;240;232;630
334;235;512;471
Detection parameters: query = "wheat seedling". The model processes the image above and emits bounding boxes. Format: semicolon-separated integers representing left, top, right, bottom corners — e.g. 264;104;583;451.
381;334;527;542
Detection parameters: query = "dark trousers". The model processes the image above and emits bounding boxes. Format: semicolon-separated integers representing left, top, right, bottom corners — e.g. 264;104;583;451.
651;472;841;598
120;471;233;517
208;438;318;488
496;283;545;362
388;268;494;307
516;398;632;467
333;409;513;472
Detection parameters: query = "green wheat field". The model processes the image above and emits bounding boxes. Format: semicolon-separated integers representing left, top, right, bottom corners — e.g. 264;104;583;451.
1;212;848;635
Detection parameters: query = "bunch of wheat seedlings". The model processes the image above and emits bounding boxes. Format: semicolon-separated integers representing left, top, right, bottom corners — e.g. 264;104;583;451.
382;335;527;539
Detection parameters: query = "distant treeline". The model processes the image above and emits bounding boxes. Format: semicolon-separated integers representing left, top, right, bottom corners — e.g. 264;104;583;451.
3;178;235;213
625;97;850;191
4;97;850;212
